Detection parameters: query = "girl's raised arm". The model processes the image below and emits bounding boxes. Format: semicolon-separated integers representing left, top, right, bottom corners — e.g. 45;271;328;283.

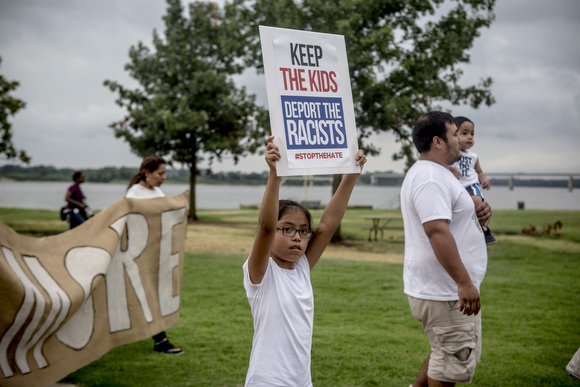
305;150;366;269
248;136;281;284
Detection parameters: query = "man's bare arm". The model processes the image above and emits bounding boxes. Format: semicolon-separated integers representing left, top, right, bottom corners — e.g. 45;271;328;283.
423;219;481;315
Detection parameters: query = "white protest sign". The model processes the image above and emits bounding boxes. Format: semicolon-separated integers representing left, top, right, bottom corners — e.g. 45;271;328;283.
259;26;360;176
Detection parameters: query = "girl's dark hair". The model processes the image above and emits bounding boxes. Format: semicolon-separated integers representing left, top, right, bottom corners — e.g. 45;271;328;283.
278;200;312;231
127;155;166;189
454;116;474;129
72;171;83;182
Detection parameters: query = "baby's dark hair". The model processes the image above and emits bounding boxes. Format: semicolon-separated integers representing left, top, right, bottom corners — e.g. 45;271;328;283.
454;116;474;129
279;200;312;231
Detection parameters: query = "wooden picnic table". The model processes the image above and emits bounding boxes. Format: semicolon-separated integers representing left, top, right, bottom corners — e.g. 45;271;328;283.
363;216;404;241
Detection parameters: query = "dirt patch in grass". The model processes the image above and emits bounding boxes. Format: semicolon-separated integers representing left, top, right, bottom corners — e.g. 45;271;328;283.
186;223;404;264
186;224;255;256
500;234;580;253
322;243;404;263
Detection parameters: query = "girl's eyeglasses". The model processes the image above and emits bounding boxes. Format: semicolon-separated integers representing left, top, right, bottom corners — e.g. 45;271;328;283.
276;227;313;239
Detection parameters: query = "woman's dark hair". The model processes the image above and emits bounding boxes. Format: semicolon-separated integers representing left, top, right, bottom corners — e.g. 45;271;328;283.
454;116;474;129
278;200;312;231
412;111;455;153
127;155;166;189
72;171;83;182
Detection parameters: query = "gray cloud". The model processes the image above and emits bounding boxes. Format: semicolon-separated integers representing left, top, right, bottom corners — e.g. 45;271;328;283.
0;0;579;174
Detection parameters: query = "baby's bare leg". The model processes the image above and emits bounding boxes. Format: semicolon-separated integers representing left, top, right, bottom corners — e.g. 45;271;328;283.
471;195;488;227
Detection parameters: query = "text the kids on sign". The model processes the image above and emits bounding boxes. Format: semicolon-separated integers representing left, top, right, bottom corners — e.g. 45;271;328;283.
260;27;360;176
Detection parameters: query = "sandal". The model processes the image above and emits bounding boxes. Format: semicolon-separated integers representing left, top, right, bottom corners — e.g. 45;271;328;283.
153;338;184;355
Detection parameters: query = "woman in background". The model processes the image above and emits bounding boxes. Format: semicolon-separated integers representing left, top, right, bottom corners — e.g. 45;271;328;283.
126;155;184;355
65;171;91;229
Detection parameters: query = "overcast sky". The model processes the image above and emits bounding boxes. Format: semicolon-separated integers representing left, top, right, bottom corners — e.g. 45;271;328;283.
0;0;578;174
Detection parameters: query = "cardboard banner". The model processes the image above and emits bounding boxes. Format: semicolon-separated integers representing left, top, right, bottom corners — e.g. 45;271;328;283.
259;25;361;176
0;191;189;387
568;347;580;380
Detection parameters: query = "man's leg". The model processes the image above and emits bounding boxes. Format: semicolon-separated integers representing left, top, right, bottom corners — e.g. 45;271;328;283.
412;354;430;387
412;353;455;387
409;296;478;386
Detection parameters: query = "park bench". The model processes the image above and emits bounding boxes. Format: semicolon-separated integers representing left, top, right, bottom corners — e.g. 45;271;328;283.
363;215;404;241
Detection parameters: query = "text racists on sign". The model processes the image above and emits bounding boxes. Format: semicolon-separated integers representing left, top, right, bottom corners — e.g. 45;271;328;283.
260;26;360;176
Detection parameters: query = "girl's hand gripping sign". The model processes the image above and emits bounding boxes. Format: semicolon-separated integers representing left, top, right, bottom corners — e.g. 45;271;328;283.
259;26;361;176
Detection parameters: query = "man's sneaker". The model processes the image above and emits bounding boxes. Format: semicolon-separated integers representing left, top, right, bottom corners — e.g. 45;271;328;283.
483;226;497;245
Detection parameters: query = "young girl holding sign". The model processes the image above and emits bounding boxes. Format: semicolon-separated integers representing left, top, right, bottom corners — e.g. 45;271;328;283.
243;136;366;386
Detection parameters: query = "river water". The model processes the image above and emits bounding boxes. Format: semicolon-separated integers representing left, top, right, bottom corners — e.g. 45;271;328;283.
1;181;579;211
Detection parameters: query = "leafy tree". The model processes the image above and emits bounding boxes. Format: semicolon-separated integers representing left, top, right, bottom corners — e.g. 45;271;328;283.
234;0;496;240
0;56;30;164
237;0;496;168
104;0;268;220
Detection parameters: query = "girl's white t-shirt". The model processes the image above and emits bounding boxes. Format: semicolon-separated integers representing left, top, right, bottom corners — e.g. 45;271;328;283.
125;184;165;199
242;255;313;387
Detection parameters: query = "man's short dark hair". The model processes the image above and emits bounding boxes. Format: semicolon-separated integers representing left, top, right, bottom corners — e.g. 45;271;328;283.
412;111;456;153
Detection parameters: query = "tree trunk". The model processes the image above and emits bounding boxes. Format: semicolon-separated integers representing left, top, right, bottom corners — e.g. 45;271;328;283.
330;173;343;242
188;163;198;221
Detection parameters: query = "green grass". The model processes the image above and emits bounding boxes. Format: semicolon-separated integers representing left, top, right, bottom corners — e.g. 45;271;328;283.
488;210;580;243
1;208;579;386
0;208;69;236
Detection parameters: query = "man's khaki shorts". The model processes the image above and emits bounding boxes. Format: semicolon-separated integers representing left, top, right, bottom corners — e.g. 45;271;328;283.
408;295;482;384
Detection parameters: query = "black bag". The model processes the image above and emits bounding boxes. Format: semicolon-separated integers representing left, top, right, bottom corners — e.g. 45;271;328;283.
60;206;70;221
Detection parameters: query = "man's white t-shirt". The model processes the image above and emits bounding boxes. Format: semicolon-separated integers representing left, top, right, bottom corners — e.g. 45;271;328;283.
242;255;313;387
125;184;165;199
401;160;487;301
451;150;479;187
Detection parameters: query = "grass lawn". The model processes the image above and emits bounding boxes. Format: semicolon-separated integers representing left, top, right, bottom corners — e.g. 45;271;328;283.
1;207;579;386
